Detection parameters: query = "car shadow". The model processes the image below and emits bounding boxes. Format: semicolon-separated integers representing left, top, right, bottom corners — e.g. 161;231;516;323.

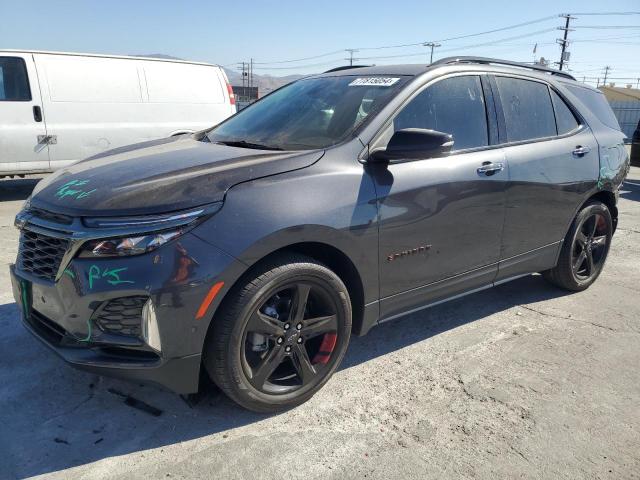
0;177;42;202
620;179;640;202
2;274;567;478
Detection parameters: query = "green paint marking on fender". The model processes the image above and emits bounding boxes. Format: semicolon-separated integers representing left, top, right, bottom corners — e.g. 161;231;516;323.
88;265;134;289
55;179;96;201
63;269;75;279
597;166;617;189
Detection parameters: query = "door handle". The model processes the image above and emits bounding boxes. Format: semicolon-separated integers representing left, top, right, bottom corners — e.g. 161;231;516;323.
572;146;591;157
33;105;43;122
477;162;504;176
37;135;57;145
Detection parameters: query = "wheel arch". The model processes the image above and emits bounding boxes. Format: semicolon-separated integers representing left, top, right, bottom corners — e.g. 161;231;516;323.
208;241;367;339
583;190;618;233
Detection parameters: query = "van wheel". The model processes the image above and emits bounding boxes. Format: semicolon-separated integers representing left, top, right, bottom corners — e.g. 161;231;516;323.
543;201;612;291
204;254;351;412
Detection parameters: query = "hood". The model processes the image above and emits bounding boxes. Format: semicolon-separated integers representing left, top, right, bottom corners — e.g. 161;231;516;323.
30;135;323;216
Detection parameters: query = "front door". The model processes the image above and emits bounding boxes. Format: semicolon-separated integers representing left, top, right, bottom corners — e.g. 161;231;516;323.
372;75;508;319
0;54;49;173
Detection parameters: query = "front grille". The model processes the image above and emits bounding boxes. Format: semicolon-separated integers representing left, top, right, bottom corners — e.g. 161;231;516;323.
18;230;70;282
94;296;147;337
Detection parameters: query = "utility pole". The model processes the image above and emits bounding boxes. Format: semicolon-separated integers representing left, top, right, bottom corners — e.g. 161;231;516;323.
603;66;611;86
249;58;253;92
423;42;441;64
240;62;246;91
557;14;575;71
345;49;358;66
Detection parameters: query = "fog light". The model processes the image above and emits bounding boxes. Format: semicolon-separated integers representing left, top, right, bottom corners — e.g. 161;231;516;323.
141;299;161;352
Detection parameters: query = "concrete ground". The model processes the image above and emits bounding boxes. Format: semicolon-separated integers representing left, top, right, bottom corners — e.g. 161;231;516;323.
1;168;639;480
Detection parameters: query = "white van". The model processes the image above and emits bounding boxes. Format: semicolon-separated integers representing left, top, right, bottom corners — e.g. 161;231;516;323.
0;50;236;177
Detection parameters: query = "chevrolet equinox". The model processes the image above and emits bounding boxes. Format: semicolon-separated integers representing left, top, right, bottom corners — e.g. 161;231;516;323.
11;57;630;412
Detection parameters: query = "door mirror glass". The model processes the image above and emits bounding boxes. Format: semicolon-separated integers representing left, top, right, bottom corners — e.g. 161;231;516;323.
370;128;453;162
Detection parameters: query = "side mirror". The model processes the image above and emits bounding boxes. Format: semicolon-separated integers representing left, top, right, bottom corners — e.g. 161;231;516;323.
369;128;454;163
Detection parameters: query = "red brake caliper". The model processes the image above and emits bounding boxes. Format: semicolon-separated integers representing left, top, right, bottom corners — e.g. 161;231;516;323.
311;333;337;365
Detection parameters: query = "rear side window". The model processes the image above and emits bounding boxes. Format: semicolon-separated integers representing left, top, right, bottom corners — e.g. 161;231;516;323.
566;85;621;131
551;90;580;134
394;75;488;151
0;57;31;101
495;77;556;142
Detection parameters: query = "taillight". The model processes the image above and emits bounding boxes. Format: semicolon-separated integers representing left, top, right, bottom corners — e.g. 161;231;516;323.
226;83;235;105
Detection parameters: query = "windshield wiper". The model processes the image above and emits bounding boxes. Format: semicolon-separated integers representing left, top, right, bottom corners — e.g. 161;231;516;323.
215;140;283;151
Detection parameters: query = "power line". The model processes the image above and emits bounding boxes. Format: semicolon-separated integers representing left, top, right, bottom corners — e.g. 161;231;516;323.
252;14;558;65
246;13;640;70
355;14;557;50
574;25;640;29
252;50;345;65
568;11;640;15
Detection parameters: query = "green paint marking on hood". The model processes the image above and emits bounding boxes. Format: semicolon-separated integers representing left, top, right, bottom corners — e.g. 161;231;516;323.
55;179;97;201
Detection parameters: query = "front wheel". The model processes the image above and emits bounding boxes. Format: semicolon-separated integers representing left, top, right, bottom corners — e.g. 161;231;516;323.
543;200;612;291
204;254;351;412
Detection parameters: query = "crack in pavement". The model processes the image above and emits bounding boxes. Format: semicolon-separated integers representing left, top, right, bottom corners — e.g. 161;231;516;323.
43;392;95;424
519;305;616;331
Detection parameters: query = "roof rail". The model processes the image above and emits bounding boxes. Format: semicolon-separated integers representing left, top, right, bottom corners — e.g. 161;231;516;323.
431;56;576;81
323;65;372;73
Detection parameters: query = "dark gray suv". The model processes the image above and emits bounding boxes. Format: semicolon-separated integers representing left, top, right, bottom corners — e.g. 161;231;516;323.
11;57;630;412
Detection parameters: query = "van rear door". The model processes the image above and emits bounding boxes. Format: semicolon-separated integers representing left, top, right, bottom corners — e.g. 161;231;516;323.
0;53;50;174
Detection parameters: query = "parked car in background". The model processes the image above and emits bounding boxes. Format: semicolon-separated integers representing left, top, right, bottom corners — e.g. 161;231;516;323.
0;51;236;177
11;57;629;412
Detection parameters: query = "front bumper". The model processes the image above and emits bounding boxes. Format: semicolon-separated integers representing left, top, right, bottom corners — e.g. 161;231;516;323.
10;232;243;394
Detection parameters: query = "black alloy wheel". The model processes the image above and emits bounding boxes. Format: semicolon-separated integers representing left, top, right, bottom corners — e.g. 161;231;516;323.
571;212;608;281
544;200;612;291
242;282;341;394
204;254;351;412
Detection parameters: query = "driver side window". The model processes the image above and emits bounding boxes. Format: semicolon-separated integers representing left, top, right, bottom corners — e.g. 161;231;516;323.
393;75;488;151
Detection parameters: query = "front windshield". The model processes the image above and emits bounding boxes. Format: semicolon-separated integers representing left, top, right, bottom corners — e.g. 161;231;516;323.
207;75;409;150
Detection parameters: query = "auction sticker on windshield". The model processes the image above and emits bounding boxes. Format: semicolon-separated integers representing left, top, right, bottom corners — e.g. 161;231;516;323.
349;77;400;87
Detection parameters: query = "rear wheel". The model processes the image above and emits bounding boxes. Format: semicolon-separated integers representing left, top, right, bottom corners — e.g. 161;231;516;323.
543;201;612;291
204;254;351;412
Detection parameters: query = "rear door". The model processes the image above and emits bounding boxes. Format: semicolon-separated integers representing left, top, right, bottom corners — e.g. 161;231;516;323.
0;54;49;173
373;74;508;319
492;75;599;280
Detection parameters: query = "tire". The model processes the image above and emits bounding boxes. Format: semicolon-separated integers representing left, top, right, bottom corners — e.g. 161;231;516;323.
543;200;613;291
203;254;352;412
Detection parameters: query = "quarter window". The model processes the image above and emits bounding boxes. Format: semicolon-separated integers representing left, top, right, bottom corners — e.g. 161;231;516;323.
566;85;620;131
393;76;488;151
0;57;31;101
495;77;556;142
551;90;579;135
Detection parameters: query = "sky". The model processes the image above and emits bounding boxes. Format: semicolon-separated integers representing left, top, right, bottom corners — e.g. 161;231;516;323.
1;0;639;86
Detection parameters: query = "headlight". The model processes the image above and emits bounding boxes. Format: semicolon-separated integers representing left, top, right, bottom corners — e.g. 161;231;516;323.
79;229;184;257
78;203;222;258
